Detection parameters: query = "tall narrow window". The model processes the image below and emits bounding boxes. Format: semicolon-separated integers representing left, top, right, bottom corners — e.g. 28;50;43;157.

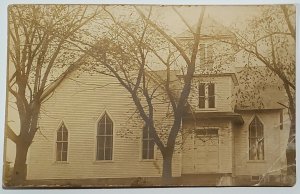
280;110;283;130
208;83;215;108
198;44;214;70
56;123;68;161
142;125;155;159
207;45;214;69
97;112;113;160
199;44;206;68
199;83;215;109
249;116;264;160
199;83;206;108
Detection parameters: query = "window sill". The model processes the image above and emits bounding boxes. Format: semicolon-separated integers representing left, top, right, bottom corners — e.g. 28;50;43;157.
93;160;114;164
140;159;156;162
53;161;69;165
196;108;217;112
247;160;265;163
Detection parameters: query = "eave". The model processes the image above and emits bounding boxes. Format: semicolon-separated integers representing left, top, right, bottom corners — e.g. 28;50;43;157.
176;73;239;86
183;111;244;125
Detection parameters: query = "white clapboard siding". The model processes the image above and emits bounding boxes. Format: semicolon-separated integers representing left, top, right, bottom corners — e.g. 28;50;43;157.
27;71;181;180
234;111;283;176
188;75;234;112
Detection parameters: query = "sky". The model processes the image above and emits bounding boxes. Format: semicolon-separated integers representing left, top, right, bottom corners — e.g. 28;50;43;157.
155;5;260;33
106;5;261;34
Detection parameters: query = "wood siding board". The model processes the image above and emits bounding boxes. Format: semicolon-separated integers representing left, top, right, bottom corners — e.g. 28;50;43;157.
27;72;181;179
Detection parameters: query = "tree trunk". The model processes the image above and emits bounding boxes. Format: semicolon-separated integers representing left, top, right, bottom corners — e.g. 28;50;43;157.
286;115;296;178
11;142;30;186
162;149;173;185
282;82;295;183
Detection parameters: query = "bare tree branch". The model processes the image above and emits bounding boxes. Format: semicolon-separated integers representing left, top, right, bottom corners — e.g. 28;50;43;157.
6;124;18;143
135;6;191;66
280;5;295;40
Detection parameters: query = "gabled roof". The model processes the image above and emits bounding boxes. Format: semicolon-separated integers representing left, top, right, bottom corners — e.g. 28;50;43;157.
145;69;182;99
234;66;287;110
41;54;90;102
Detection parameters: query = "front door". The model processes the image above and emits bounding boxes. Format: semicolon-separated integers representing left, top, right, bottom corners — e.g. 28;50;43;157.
194;128;219;173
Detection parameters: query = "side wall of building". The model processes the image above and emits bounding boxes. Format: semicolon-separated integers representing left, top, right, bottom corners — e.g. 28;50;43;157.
189;76;235;112
27;72;181;180
234;110;284;179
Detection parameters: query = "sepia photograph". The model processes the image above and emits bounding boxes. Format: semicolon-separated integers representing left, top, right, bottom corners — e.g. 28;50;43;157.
3;4;296;188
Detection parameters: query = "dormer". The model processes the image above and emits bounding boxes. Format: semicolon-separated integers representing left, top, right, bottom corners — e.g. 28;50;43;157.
176;15;238;113
186;73;238;113
176;15;237;74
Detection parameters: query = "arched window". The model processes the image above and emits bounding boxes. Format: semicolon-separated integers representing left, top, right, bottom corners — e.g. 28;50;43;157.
56;123;68;161
97;112;113;160
249;116;264;160
142;125;155;160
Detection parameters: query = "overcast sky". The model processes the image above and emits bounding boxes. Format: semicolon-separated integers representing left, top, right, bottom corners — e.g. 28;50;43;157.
156;5;260;34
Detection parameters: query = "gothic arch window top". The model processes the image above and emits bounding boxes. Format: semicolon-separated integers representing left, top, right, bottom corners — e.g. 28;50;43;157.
56;122;68;162
96;112;113;160
249;115;264;160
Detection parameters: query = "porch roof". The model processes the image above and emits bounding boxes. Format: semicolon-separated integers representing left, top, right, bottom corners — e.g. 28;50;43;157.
183;111;244;125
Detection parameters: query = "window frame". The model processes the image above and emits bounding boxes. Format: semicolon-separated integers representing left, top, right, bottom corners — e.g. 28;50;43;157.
141;125;156;161
55;121;69;163
199;43;207;67
195;127;219;138
198;82;216;109
249;115;265;161
95;111;114;161
280;109;283;130
198;43;214;70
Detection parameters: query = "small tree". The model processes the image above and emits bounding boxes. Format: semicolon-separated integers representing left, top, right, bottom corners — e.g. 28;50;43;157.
7;5;101;185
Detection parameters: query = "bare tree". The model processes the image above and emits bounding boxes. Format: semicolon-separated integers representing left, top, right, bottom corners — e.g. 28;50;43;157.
135;7;206;181
71;6;206;182
230;5;295;178
7;5;101;185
